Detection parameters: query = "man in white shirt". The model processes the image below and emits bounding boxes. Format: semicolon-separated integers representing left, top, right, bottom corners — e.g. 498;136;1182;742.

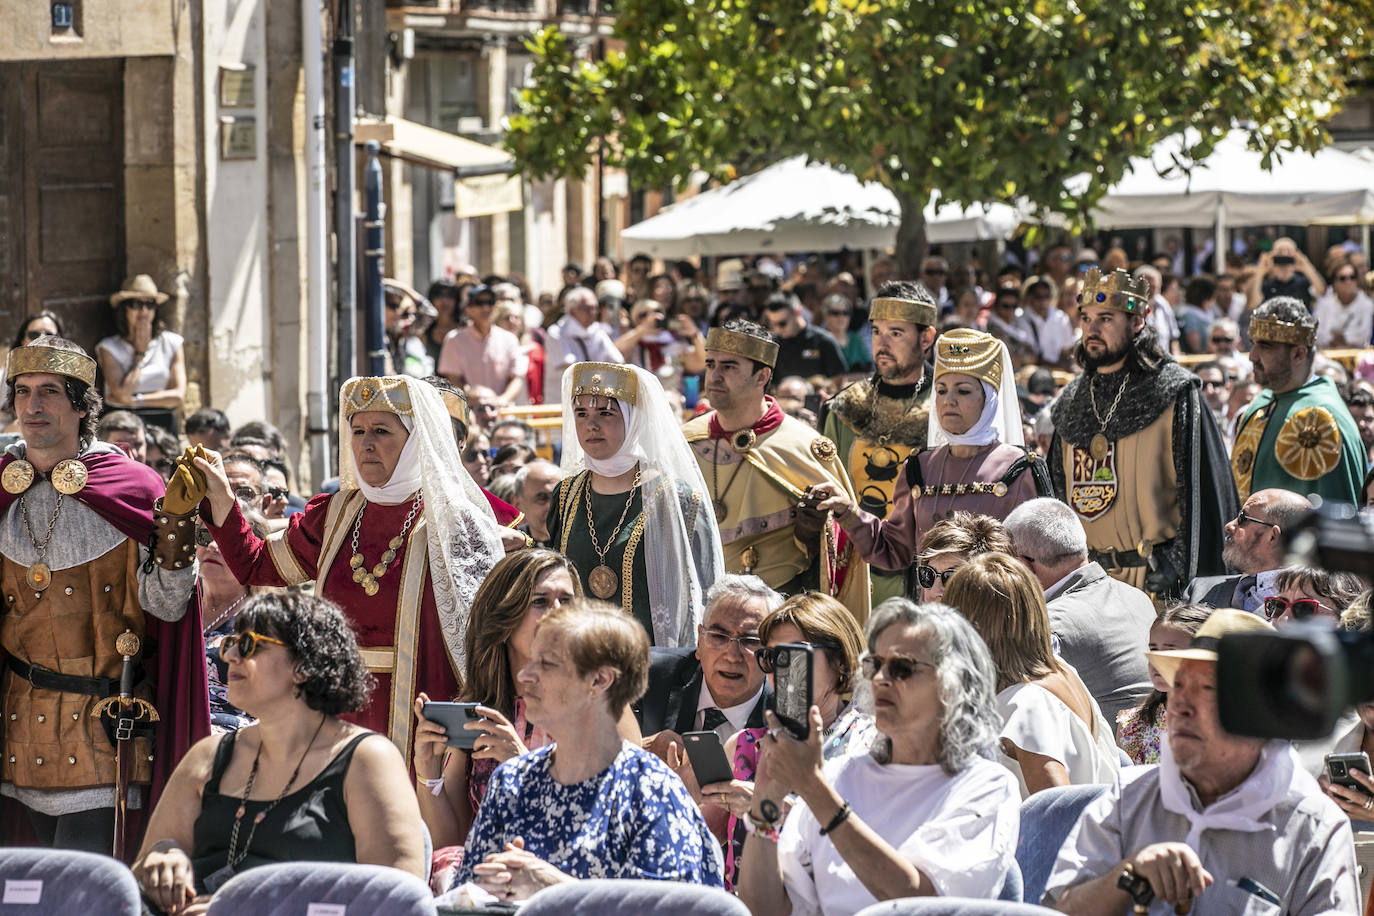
1313;263;1374;348
1022;278;1076;368
1048;609;1360;914
542;286;625;403
1134;264;1180;355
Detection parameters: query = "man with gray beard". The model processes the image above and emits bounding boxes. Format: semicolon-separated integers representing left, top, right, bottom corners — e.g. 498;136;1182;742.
1180;488;1311;611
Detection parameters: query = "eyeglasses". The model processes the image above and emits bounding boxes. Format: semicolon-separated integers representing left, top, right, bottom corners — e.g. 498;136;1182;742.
23;330;47;341
1263;596;1329;621
469;299;496;309
768;320;790;330
234;486;262;501
219;630;288;660
861;653;935;682
127;301;157;311
756;640;841;674
826;310;851;318
915;564;959;590
1210;336;1235;344
1201;379;1228;390
1336;274;1358;282
700;627;763;655
195;525;214;548
266;487;289;500
1233;510;1273;529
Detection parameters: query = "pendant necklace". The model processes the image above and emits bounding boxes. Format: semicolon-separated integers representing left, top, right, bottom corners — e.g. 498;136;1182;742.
19;490;64;592
1087;372;1130;461
348;493;423;597
868;375;929;446
584;466;642;600
710;438;749;524
203;594;248;635
215;713;328;885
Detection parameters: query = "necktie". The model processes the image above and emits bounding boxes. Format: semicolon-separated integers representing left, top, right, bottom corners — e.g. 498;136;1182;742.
701;707;729;732
1235;575;1259;612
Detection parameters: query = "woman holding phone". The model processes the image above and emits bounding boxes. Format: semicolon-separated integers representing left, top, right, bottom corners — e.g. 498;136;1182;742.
699;592;873;890
736;599;1019;914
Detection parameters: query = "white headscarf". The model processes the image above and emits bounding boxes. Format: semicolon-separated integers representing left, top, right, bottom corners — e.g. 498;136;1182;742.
339;377;504;672
927;340;1025;450
560;364;725;646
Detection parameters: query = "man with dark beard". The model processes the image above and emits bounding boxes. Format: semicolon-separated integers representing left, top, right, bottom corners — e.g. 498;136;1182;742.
818;281;936;604
1230;297;1365;506
1049;268;1236;600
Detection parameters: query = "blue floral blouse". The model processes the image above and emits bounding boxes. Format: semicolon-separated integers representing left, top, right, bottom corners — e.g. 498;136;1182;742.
455;742;723;888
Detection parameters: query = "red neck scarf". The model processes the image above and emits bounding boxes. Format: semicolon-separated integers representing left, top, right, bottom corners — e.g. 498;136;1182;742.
708;396;785;441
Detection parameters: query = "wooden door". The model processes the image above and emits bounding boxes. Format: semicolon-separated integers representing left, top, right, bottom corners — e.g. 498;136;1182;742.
0;59;124;352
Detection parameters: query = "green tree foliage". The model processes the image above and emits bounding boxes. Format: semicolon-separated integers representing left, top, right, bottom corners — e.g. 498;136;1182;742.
507;0;1372;272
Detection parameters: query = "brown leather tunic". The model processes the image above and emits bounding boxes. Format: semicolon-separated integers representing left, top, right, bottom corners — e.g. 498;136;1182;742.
0;540;152;789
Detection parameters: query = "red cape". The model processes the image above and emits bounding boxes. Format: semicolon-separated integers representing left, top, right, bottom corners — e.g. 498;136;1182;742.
0;450;210;859
483;487;523;527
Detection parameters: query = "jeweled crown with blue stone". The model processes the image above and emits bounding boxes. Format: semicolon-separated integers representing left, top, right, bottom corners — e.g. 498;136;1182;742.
1077;267;1151;314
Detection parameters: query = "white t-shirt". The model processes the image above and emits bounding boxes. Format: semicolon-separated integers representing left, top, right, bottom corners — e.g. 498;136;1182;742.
96;331;184;404
1312;289;1374;349
778;754;1019;916
996;680;1120;799
1023;308;1076;364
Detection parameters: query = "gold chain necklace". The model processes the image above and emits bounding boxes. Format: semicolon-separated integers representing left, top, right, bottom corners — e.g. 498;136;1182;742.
19;491;63;592
710;439;748;524
584;467;642;600
868;374;929;445
1087;372;1129;461
348;493;423;597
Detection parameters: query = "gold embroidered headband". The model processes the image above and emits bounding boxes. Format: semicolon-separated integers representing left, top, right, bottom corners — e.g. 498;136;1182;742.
1249;315;1316;347
869;296;938;328
934;328;1004;390
704;328;779;368
340;376;414;417
570;362;639;405
6;346;97;387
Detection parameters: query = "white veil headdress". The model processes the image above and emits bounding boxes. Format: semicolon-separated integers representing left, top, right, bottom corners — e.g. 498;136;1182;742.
927;332;1025;450
339;376;504;671
559;362;725;646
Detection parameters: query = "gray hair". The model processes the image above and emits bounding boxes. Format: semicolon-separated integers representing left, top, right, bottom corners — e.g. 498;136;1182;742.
487;472;519;504
491;418;537;449
703;574;783;622
865;598;1001;775
562;286;597;310
1002;497;1088;564
512;458;560;494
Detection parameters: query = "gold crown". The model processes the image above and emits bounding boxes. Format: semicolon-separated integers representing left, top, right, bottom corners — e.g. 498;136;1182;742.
1077;267;1151;314
570;362;638;405
704;328;779;368
1249;314;1316;347
340;376;413;417
934;328;1004;390
440;389;468;426
870;296;938;328
7;346;97;387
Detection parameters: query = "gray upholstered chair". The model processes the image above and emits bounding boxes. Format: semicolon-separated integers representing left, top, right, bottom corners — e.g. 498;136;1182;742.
854;899;1055;915
520;879;748;915
1014;783;1108;906
205;861;437;915
0;848;141;916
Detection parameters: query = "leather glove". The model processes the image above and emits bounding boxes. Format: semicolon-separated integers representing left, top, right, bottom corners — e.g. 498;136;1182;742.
163;445;209;516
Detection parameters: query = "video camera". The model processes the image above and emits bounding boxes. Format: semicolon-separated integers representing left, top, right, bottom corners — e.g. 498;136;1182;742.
1217;503;1374;739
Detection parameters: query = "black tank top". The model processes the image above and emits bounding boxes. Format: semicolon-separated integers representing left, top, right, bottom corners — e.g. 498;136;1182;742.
190;731;369;894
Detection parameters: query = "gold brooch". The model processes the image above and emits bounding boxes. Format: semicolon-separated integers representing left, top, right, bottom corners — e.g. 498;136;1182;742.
810;438;837;463
2;460;35;495
51;459;88;495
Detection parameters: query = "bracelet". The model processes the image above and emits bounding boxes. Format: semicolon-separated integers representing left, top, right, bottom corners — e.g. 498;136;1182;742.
416;772;445;796
818;801;851;836
742;812;780;844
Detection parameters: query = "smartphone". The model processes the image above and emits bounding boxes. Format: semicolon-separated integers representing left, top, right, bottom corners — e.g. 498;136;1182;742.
421;702;483;751
1326;751;1372;791
770;643;814;740
803;393;822;416
682;731;735;787
1272;255;1296;266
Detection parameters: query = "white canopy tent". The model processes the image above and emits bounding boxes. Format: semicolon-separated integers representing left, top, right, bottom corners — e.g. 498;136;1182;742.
1083;131;1374;261
620;155;1022;258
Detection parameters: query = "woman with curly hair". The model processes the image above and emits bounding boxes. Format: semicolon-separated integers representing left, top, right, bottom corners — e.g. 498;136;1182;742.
133;593;425;914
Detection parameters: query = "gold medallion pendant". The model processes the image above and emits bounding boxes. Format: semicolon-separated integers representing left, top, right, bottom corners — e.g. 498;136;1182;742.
2;461;35;495
1089;434;1110;462
26;563;51;592
51;459;88;495
588;564;618;599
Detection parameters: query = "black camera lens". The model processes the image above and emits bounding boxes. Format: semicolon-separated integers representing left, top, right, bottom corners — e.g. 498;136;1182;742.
776;649;791;665
1333;762;1347;776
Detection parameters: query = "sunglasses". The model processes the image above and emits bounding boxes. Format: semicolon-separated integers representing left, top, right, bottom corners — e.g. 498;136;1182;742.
469;299;496;308
756;640;841;674
266;486;289;500
1263;596;1328;621
24;330;48;341
826;310;851;318
915;564;959;590
861;653;935;682
195;525;214;548
127;301;158;311
922;267;947;276
1211;336;1235;344
1336;274;1358;282
1233;510;1272;529
219;630;288;661
234;486;262;502
1201;379;1228;390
